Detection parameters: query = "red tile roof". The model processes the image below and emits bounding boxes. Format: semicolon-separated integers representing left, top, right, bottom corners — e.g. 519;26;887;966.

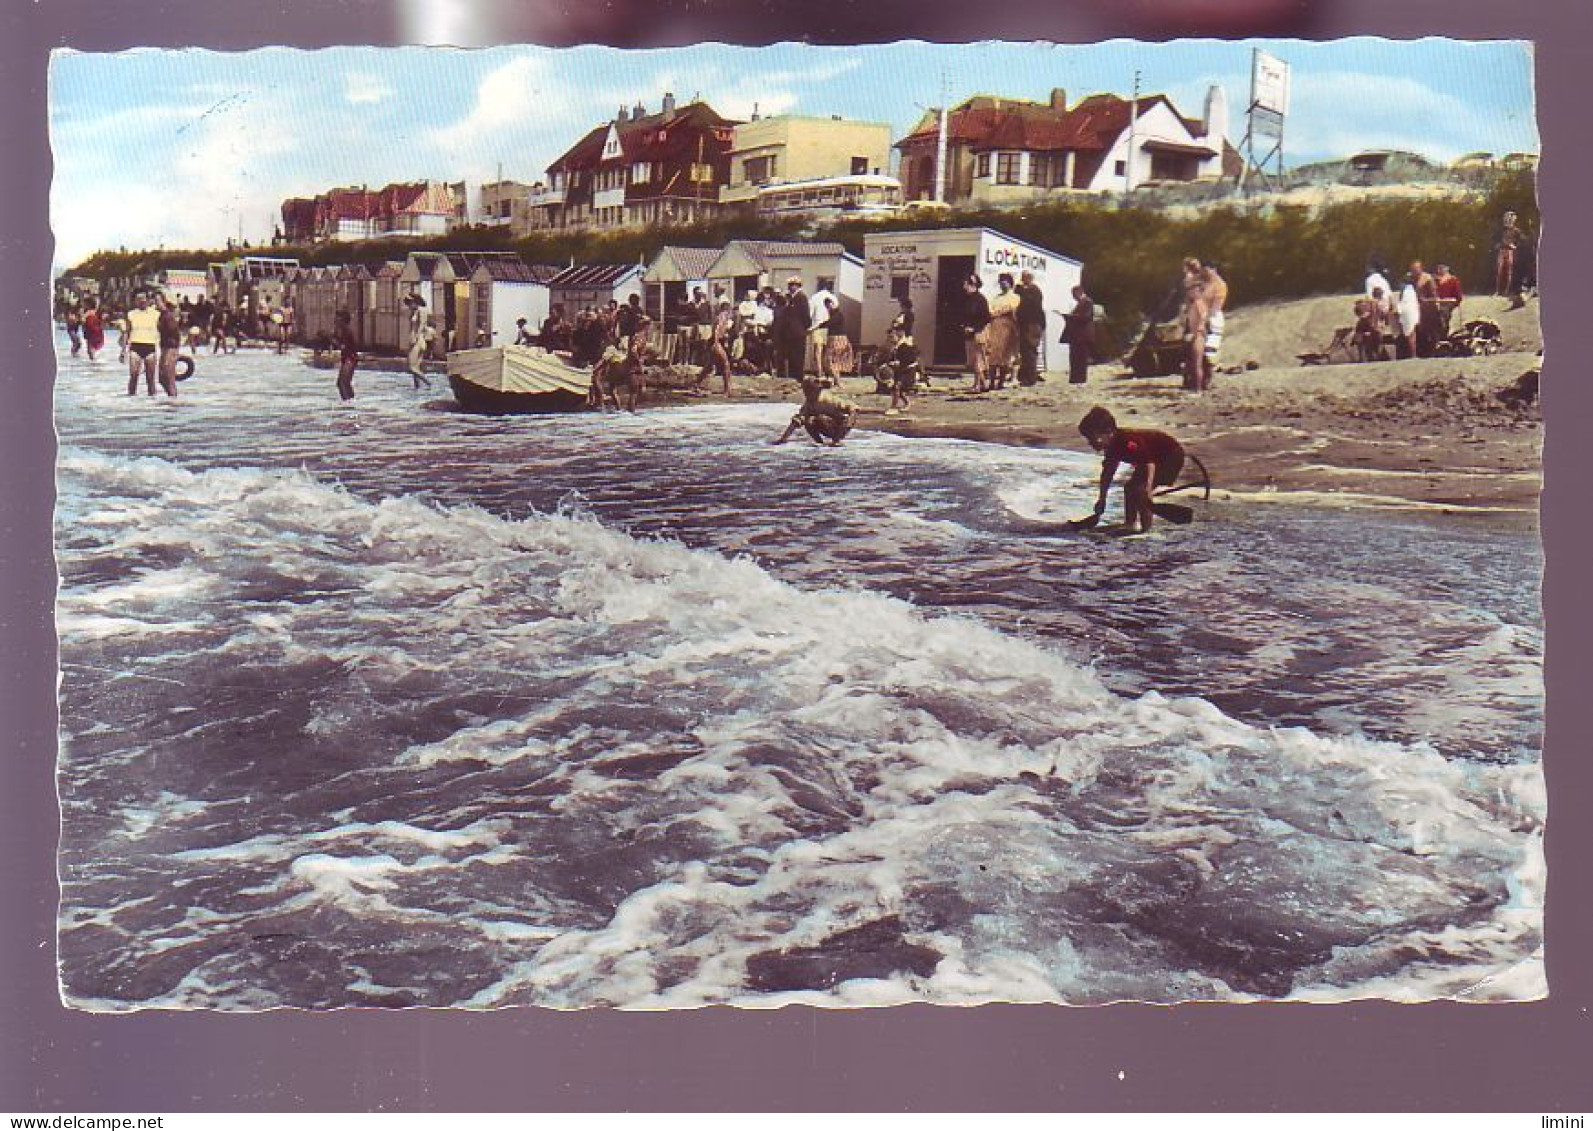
897;92;1201;156
549;101;736;174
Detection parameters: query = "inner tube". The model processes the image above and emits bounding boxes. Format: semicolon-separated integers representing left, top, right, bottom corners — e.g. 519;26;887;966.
174;356;195;382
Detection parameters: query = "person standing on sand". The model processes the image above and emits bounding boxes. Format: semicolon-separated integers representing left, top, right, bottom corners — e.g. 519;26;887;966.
961;274;993;393
1015;271;1046;385
985;273;1021;390
333;309;359;402
1060;285;1095;385
823;297;854;382
776;277;811;384
1200;261;1228;391
1396;266;1423;360
1493;211;1521;297
1179;257;1207;391
1433;263;1464;339
1411;261;1441;357
807;280;838;379
709;299;734;395
1079;405;1185;536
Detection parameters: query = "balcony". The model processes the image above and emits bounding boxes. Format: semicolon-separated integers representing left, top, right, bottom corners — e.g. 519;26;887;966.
593;186;627;210
525;186;566;207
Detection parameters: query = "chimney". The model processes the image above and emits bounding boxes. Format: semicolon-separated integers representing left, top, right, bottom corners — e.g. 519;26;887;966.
633;101;645;118
1050;88;1067;112
662;91;676;114
1203;83;1229;142
617;105;629;123
751;102;760;121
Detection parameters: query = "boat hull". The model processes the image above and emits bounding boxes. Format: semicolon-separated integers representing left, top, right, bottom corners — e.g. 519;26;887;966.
447;373;590;415
446;345;594;415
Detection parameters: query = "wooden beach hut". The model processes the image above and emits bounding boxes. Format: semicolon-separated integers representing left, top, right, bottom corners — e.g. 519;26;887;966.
371;261;408;353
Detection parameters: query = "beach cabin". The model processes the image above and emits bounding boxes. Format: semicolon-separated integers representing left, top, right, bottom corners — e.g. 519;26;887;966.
400;252;459;348
338;263;376;349
371;261;408;353
704;239;865;337
305;266;343;343
159;268;208;306
861;227;1080;370
548;263;645;315
641;246;720;334
467;259;558;348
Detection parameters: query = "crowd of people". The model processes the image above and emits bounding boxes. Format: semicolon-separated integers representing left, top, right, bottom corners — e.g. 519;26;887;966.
1346;211;1534;364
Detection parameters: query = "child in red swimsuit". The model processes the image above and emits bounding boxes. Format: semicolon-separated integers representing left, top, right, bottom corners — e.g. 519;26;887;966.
1079;406;1186;534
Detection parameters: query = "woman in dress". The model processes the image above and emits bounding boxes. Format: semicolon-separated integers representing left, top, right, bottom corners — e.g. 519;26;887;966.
983;273;1021;390
822;298;854;381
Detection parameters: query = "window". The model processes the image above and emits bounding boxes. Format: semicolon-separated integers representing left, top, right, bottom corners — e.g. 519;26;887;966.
1030;154;1055;187
996;152;1022;185
744;154;776;185
850;155;869;175
976;153;991;178
632;162;652;183
1114;159;1127;176
690;163;715;183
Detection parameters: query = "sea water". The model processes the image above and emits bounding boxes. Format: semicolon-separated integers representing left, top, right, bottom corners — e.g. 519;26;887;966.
52;346;1545;1009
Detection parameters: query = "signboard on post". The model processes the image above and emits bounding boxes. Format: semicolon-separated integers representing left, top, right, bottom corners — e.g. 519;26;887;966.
1252;49;1291;116
1239;48;1290;190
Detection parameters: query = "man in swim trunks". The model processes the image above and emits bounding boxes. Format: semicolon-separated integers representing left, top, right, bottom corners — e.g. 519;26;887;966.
125;291;161;396
1078;406;1185;534
774;377;857;446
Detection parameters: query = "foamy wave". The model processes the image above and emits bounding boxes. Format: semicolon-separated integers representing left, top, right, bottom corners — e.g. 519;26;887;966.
55;450;1545;1008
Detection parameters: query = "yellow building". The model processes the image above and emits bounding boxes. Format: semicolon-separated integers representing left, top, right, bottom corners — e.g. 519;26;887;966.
721;115;894;210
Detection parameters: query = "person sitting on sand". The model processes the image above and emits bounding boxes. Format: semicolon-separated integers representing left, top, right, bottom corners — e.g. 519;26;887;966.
774;377;857;446
1078;406;1186;535
1354;290;1390;361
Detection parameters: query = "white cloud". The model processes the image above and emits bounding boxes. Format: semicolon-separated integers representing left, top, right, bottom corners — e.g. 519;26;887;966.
346;72;395;105
424;55;582;180
51;88;305;263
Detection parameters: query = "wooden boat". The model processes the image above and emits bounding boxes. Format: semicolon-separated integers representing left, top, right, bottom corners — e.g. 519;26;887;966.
446;345;593;414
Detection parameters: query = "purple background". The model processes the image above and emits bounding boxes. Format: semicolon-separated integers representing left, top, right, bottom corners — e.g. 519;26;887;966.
3;0;1588;1112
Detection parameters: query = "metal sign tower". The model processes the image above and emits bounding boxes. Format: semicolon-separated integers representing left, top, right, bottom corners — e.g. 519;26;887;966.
1238;48;1290;191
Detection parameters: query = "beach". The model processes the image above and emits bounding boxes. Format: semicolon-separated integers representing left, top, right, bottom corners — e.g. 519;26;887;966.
737;292;1544;516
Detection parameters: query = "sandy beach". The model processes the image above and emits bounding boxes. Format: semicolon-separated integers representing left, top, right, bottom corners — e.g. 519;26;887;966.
732;291;1544;517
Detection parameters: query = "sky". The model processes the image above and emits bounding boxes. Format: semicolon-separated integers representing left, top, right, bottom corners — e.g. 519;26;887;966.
48;38;1537;268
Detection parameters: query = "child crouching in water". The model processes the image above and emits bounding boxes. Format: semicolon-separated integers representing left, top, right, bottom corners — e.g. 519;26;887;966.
775;377;857;445
1078;406;1185;534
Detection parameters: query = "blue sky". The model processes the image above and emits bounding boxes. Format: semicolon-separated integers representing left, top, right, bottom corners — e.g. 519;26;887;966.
49;38;1536;266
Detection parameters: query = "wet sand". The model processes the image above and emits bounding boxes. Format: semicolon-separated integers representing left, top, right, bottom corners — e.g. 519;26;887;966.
726;293;1545;516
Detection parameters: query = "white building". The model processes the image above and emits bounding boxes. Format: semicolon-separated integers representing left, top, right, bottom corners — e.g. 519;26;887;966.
861;227;1080;368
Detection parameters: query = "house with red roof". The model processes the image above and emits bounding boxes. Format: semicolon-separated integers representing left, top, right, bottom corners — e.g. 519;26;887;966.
896;86;1236;206
524;93;737;232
